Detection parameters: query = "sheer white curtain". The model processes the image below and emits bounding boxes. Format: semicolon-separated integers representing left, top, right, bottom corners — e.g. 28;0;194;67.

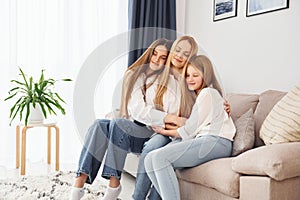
0;0;128;174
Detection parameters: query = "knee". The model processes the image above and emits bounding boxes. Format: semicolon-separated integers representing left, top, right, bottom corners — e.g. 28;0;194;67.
144;151;153;173
84;119;110;141
143;136;170;153
92;119;109;131
110;118;129;133
142;142;158;155
110;118;126;125
94;119;102;124
145;150;163;172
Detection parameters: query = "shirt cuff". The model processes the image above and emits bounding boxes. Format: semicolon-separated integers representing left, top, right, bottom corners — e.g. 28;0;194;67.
178;127;190;140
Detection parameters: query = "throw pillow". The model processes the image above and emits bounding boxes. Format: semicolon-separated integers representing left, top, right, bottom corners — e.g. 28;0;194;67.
252;90;286;146
231;109;255;156
260;83;300;144
226;93;259;122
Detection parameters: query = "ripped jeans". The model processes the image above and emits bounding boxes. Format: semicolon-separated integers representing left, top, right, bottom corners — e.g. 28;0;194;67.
76;118;154;184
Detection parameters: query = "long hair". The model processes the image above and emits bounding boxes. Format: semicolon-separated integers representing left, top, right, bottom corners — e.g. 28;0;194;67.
163;35;198;117
165;35;198;78
179;55;223;118
119;38;173;118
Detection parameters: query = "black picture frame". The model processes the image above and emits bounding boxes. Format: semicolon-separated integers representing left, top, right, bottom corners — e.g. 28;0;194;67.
213;0;238;22
246;0;289;17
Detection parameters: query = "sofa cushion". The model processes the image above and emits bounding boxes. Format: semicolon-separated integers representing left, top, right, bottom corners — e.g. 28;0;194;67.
253;90;286;147
232;108;255;156
260;84;300;144
232;142;300;181
226;93;259;123
176;158;240;198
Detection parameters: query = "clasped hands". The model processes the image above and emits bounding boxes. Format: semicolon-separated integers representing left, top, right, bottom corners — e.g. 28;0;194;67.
151;100;230;137
151;114;187;137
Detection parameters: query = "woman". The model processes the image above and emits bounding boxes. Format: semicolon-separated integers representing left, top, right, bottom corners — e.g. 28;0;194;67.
144;55;236;200
132;35;199;200
69;38;179;200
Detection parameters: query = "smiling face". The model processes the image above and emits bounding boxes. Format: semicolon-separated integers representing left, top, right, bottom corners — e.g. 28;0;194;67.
185;64;203;94
147;45;168;74
171;40;192;71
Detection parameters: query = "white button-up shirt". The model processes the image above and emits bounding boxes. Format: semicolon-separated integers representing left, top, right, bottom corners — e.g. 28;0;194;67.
178;88;236;141
128;73;180;127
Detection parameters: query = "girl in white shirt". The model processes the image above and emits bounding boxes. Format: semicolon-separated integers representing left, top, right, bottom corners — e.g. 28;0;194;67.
70;38;181;200
144;55;236;200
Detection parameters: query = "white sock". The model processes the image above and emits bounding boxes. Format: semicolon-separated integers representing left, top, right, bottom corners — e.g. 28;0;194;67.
102;184;122;200
69;186;84;200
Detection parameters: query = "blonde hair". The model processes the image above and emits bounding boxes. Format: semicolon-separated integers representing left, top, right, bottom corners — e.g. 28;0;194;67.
165;35;198;77
164;35;198;117
119;38;173;118
179;55;223;118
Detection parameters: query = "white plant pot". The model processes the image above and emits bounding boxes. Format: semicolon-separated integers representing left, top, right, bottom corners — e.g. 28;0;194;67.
28;104;45;124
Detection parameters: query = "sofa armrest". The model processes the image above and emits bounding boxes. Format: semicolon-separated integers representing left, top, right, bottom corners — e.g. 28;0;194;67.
239;176;300;200
232;142;300;181
124;153;140;177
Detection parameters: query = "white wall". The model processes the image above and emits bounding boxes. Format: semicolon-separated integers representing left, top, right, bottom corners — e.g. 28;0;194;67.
185;0;300;94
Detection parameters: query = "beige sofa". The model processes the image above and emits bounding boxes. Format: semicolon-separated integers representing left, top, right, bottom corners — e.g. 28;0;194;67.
124;89;300;200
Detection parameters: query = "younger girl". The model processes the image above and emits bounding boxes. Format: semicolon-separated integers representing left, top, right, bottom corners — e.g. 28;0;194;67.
144;55;236;200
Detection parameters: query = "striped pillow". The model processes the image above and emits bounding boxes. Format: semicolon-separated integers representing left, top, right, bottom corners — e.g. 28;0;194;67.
260;83;300;145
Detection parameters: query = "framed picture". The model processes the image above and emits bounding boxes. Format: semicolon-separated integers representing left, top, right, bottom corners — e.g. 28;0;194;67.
246;0;289;17
213;0;237;22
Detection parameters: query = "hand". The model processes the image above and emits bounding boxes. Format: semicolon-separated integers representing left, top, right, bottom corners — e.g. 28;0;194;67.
224;100;231;116
164;114;187;127
151;126;165;134
165;123;178;130
152;125;180;138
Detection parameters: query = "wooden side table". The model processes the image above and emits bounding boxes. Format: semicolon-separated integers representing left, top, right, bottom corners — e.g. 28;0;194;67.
15;122;60;175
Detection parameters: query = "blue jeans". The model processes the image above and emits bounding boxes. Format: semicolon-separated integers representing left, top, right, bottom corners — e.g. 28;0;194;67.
133;134;171;200
144;135;232;200
76;118;154;184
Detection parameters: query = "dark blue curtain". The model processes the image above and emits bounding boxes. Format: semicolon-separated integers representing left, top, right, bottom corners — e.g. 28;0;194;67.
128;0;177;66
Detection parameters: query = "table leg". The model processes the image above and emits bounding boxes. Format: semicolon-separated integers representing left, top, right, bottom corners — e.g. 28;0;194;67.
16;125;20;168
21;127;28;175
54;125;60;171
47;127;51;164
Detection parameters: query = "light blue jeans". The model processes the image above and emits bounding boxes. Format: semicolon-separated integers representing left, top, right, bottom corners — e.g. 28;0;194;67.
76;118;154;184
144;135;232;200
133;134;171;200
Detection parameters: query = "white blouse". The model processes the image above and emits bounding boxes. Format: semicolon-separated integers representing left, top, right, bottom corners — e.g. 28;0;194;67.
127;73;180;127
178;88;236;141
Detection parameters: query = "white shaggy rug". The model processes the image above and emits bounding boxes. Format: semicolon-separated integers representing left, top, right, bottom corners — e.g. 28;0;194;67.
0;171;107;200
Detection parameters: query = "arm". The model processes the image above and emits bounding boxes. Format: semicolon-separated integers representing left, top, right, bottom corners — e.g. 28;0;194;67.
128;84;166;127
128;76;180;127
152;126;180;138
164;113;187;127
152;88;215;139
163;100;228;129
177;89;216;140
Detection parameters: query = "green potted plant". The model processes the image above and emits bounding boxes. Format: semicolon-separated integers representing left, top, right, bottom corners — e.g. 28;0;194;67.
5;67;72;126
